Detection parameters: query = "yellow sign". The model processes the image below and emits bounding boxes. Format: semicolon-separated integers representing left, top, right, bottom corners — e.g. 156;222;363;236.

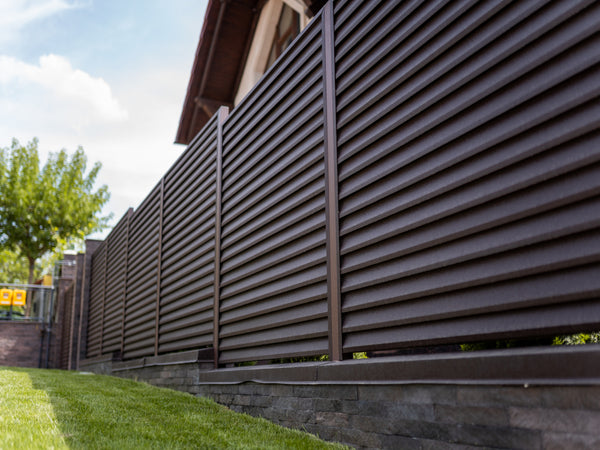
0;289;12;306
12;290;26;306
0;289;27;306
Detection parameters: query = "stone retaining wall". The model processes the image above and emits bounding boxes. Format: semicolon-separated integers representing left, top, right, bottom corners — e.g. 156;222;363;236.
196;382;600;449
79;346;600;449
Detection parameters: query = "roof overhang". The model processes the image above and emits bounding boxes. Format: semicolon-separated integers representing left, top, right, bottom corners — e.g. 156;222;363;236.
175;0;328;145
175;0;262;145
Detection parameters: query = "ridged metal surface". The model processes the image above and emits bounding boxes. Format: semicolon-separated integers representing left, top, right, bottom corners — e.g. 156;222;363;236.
158;115;219;353
101;211;129;353
84;0;600;365
123;184;161;358
336;0;600;352
219;15;328;363
86;241;106;357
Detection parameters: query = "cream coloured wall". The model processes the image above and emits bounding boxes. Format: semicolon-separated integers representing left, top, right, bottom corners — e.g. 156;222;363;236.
234;0;310;106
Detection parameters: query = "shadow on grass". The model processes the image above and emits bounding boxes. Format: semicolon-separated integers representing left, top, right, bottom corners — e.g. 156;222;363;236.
25;367;346;449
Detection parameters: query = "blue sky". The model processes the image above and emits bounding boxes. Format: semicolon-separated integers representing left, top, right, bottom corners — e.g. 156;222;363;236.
0;0;208;238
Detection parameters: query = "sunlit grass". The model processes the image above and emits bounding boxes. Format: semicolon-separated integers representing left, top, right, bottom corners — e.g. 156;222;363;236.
0;368;67;449
0;366;347;449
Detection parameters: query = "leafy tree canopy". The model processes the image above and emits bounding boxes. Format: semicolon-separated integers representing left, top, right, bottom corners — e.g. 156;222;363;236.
0;138;110;284
0;248;28;284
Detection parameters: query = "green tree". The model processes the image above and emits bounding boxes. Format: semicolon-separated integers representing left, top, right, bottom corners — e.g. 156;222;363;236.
0;248;28;284
0;138;110;285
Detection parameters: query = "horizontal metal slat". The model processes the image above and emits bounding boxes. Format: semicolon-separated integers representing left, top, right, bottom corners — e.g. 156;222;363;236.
164;134;217;197
220;246;326;299
338;19;600;163
223;71;323;188
218;282;328;325
124;300;155;325
123;337;155;358
160;314;212;335
339;96;600;216
159;284;213;312
104;262;125;283
223;17;322;147
160;294;213;318
125;267;157;299
161;221;215;272
222;175;325;247
222;191;325;264
222;118;323;215
159;326;212;345
126;243;158;273
160;265;213;298
342;299;600;353
160;251;213;289
220;300;328;338
332;0;359;33
166;114;218;182
222;209;325;274
221;227;325;287
343;264;600;329
220;263;327;310
223;160;324;239
124;316;155;338
162;173;216;234
336;0;461;89
159;334;212;354
336;0;526;126
104;279;124;299
342;197;600;291
103;333;121;345
162;194;215;244
340;136;600;240
342;169;600;271
219;318;328;351
342;229;600;308
219;338;328;364
101;306;122;325
160;304;212;329
129;196;160;238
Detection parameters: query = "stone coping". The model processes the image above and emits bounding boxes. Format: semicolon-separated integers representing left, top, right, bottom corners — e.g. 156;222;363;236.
196;345;600;386
78;345;600;385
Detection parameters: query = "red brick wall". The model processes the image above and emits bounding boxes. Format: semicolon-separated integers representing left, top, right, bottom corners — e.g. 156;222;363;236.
0;322;42;368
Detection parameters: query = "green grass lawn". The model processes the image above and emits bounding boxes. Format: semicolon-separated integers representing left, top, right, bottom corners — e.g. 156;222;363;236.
0;366;346;449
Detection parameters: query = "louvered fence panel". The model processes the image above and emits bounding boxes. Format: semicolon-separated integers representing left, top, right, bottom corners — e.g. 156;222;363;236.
123;184;161;358
158;115;218;353
335;0;600;352
219;16;328;363
86;242;106;358
101;211;129;353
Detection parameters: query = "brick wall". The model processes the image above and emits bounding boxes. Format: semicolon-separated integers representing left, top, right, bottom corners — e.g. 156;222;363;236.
0;322;43;368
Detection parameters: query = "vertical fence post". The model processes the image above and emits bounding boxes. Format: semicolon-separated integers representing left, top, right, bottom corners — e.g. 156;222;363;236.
213;106;229;369
120;208;133;358
322;0;343;361
100;240;108;356
154;179;165;356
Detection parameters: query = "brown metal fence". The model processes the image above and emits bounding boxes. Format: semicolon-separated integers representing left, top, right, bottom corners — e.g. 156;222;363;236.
86;0;600;364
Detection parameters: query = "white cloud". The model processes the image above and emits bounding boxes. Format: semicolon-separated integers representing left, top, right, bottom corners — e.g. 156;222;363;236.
0;63;187;237
0;0;83;44
0;54;128;127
